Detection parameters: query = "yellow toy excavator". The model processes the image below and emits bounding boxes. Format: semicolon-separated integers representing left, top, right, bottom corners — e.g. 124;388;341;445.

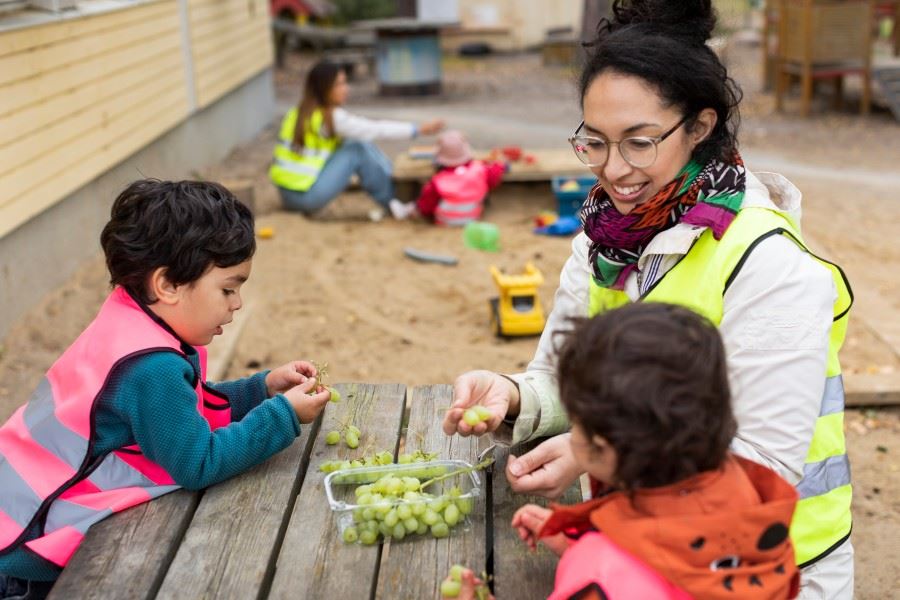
488;263;546;337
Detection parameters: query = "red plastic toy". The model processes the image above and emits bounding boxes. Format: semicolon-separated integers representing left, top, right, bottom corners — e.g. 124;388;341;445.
501;146;523;162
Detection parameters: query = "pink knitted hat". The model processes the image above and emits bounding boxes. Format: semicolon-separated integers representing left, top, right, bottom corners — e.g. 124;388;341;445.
434;130;473;167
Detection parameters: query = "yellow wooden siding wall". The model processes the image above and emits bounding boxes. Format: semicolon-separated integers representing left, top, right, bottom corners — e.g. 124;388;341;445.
188;0;272;108
0;0;190;239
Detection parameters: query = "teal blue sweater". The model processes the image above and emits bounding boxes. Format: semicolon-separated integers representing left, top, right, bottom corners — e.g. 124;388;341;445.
0;346;300;581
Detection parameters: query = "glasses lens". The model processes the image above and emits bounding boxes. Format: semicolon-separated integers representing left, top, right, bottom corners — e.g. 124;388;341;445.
570;136;608;167
620;138;657;168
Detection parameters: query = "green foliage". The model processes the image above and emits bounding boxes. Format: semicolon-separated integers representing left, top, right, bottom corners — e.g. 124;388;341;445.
332;0;397;25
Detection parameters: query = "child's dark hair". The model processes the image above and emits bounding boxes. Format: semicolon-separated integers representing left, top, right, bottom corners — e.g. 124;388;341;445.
100;179;255;304
580;0;742;163
557;303;736;490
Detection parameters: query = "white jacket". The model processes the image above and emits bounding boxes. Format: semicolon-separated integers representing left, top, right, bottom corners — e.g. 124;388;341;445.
506;170;836;486
332;107;416;141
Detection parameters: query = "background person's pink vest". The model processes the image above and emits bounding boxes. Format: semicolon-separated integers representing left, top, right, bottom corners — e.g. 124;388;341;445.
0;287;230;567
432;160;490;226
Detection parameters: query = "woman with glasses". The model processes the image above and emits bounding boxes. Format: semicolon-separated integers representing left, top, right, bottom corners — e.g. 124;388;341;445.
442;1;853;598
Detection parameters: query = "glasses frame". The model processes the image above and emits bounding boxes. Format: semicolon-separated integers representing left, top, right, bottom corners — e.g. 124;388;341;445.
567;115;691;169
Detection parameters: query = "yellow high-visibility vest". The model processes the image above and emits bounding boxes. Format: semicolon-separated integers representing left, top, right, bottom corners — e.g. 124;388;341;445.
588;206;853;566
269;108;340;192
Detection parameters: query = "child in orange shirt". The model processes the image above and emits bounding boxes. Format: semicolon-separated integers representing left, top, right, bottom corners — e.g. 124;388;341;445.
509;303;801;600
445;304;800;600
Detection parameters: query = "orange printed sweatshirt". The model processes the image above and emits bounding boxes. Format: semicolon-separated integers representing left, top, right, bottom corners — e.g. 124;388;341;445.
540;455;801;600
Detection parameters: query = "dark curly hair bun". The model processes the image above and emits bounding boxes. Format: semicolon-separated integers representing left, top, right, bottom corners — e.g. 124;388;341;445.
608;0;716;46
580;0;740;164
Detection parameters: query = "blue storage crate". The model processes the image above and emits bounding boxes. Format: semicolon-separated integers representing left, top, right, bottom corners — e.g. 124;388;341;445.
552;175;597;217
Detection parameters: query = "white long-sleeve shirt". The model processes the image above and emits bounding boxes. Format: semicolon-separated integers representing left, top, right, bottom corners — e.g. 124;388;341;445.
505;170;835;485
332;107;416;142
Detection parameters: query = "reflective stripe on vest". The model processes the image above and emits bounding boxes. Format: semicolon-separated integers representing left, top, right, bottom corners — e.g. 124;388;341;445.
0;287;230;566
269;108;340;192
587;207;853;566
433;161;489;226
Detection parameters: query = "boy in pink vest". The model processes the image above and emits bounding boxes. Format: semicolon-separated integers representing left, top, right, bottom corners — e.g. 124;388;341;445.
0;180;331;599
389;130;506;226
447;304;801;600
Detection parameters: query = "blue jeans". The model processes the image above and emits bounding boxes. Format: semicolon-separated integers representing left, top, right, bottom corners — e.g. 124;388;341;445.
277;140;395;214
0;575;53;600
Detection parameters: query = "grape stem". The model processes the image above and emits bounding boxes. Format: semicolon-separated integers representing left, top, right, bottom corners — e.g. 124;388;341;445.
419;457;495;491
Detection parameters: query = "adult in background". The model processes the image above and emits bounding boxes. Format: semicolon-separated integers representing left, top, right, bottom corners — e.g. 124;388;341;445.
269;60;444;219
442;1;853;597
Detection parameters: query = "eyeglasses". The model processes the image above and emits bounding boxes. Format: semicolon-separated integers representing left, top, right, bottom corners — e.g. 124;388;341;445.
567;115;690;169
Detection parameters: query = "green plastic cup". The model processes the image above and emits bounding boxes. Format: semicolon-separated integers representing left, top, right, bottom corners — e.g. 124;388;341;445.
462;222;500;252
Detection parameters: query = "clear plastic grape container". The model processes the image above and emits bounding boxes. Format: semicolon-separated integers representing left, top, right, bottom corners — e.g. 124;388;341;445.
324;459;482;545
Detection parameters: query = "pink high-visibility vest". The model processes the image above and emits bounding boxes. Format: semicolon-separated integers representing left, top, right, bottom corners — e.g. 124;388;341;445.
549;531;691;600
433;160;490;226
0;287;231;567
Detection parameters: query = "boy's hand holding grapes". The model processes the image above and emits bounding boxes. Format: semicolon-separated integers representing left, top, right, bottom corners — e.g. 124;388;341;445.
267;360;330;423
266;360;322;395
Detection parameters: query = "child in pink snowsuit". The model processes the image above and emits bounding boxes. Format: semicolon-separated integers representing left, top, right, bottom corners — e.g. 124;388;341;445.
392;130;505;226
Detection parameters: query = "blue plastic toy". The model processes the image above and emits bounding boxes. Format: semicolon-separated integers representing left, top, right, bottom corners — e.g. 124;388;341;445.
534;216;582;236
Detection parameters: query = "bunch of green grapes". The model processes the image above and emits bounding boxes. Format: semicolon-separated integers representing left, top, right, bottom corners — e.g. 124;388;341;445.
340;477;473;545
319;449;439;474
440;565;490;599
320;449;393;473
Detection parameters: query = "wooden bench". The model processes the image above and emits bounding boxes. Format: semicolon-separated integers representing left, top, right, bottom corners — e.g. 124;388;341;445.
392;148;588;202
393;148;585;183
48;384;579;599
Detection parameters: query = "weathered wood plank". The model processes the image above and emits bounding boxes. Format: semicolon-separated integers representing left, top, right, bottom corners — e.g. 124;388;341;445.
191;14;268;59
267;383;407;600
0;33;181;122
0;86;188;239
845;372;900;406
374;384;490;599
48;489;199;600
0;48;182;149
491;440;582;600
154;387;321;600
194;29;272;108
393;148;584;182
0;64;185;178
189;6;266;42
0;7;179;87
1;79;187;203
0;0;174;59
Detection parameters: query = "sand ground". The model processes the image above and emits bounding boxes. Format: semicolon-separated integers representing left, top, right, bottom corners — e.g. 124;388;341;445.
1;36;898;597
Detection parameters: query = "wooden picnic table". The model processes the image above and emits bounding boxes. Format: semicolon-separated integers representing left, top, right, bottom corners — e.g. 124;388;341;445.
48;384;580;600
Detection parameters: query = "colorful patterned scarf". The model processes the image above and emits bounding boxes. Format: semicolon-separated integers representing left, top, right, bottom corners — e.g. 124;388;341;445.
579;154;746;289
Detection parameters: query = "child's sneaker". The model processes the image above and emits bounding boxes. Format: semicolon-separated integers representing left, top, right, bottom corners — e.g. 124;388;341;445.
389;198;417;220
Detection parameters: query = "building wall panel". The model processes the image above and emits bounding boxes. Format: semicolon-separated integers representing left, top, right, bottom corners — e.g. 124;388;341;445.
187;0;271;108
0;0;189;239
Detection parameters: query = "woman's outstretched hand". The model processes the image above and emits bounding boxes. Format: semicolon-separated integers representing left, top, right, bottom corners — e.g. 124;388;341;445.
506;433;584;499
418;119;445;136
443;370;519;437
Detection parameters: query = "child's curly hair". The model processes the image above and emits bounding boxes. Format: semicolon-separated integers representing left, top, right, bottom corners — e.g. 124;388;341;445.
100;179;255;304
557;303;736;490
